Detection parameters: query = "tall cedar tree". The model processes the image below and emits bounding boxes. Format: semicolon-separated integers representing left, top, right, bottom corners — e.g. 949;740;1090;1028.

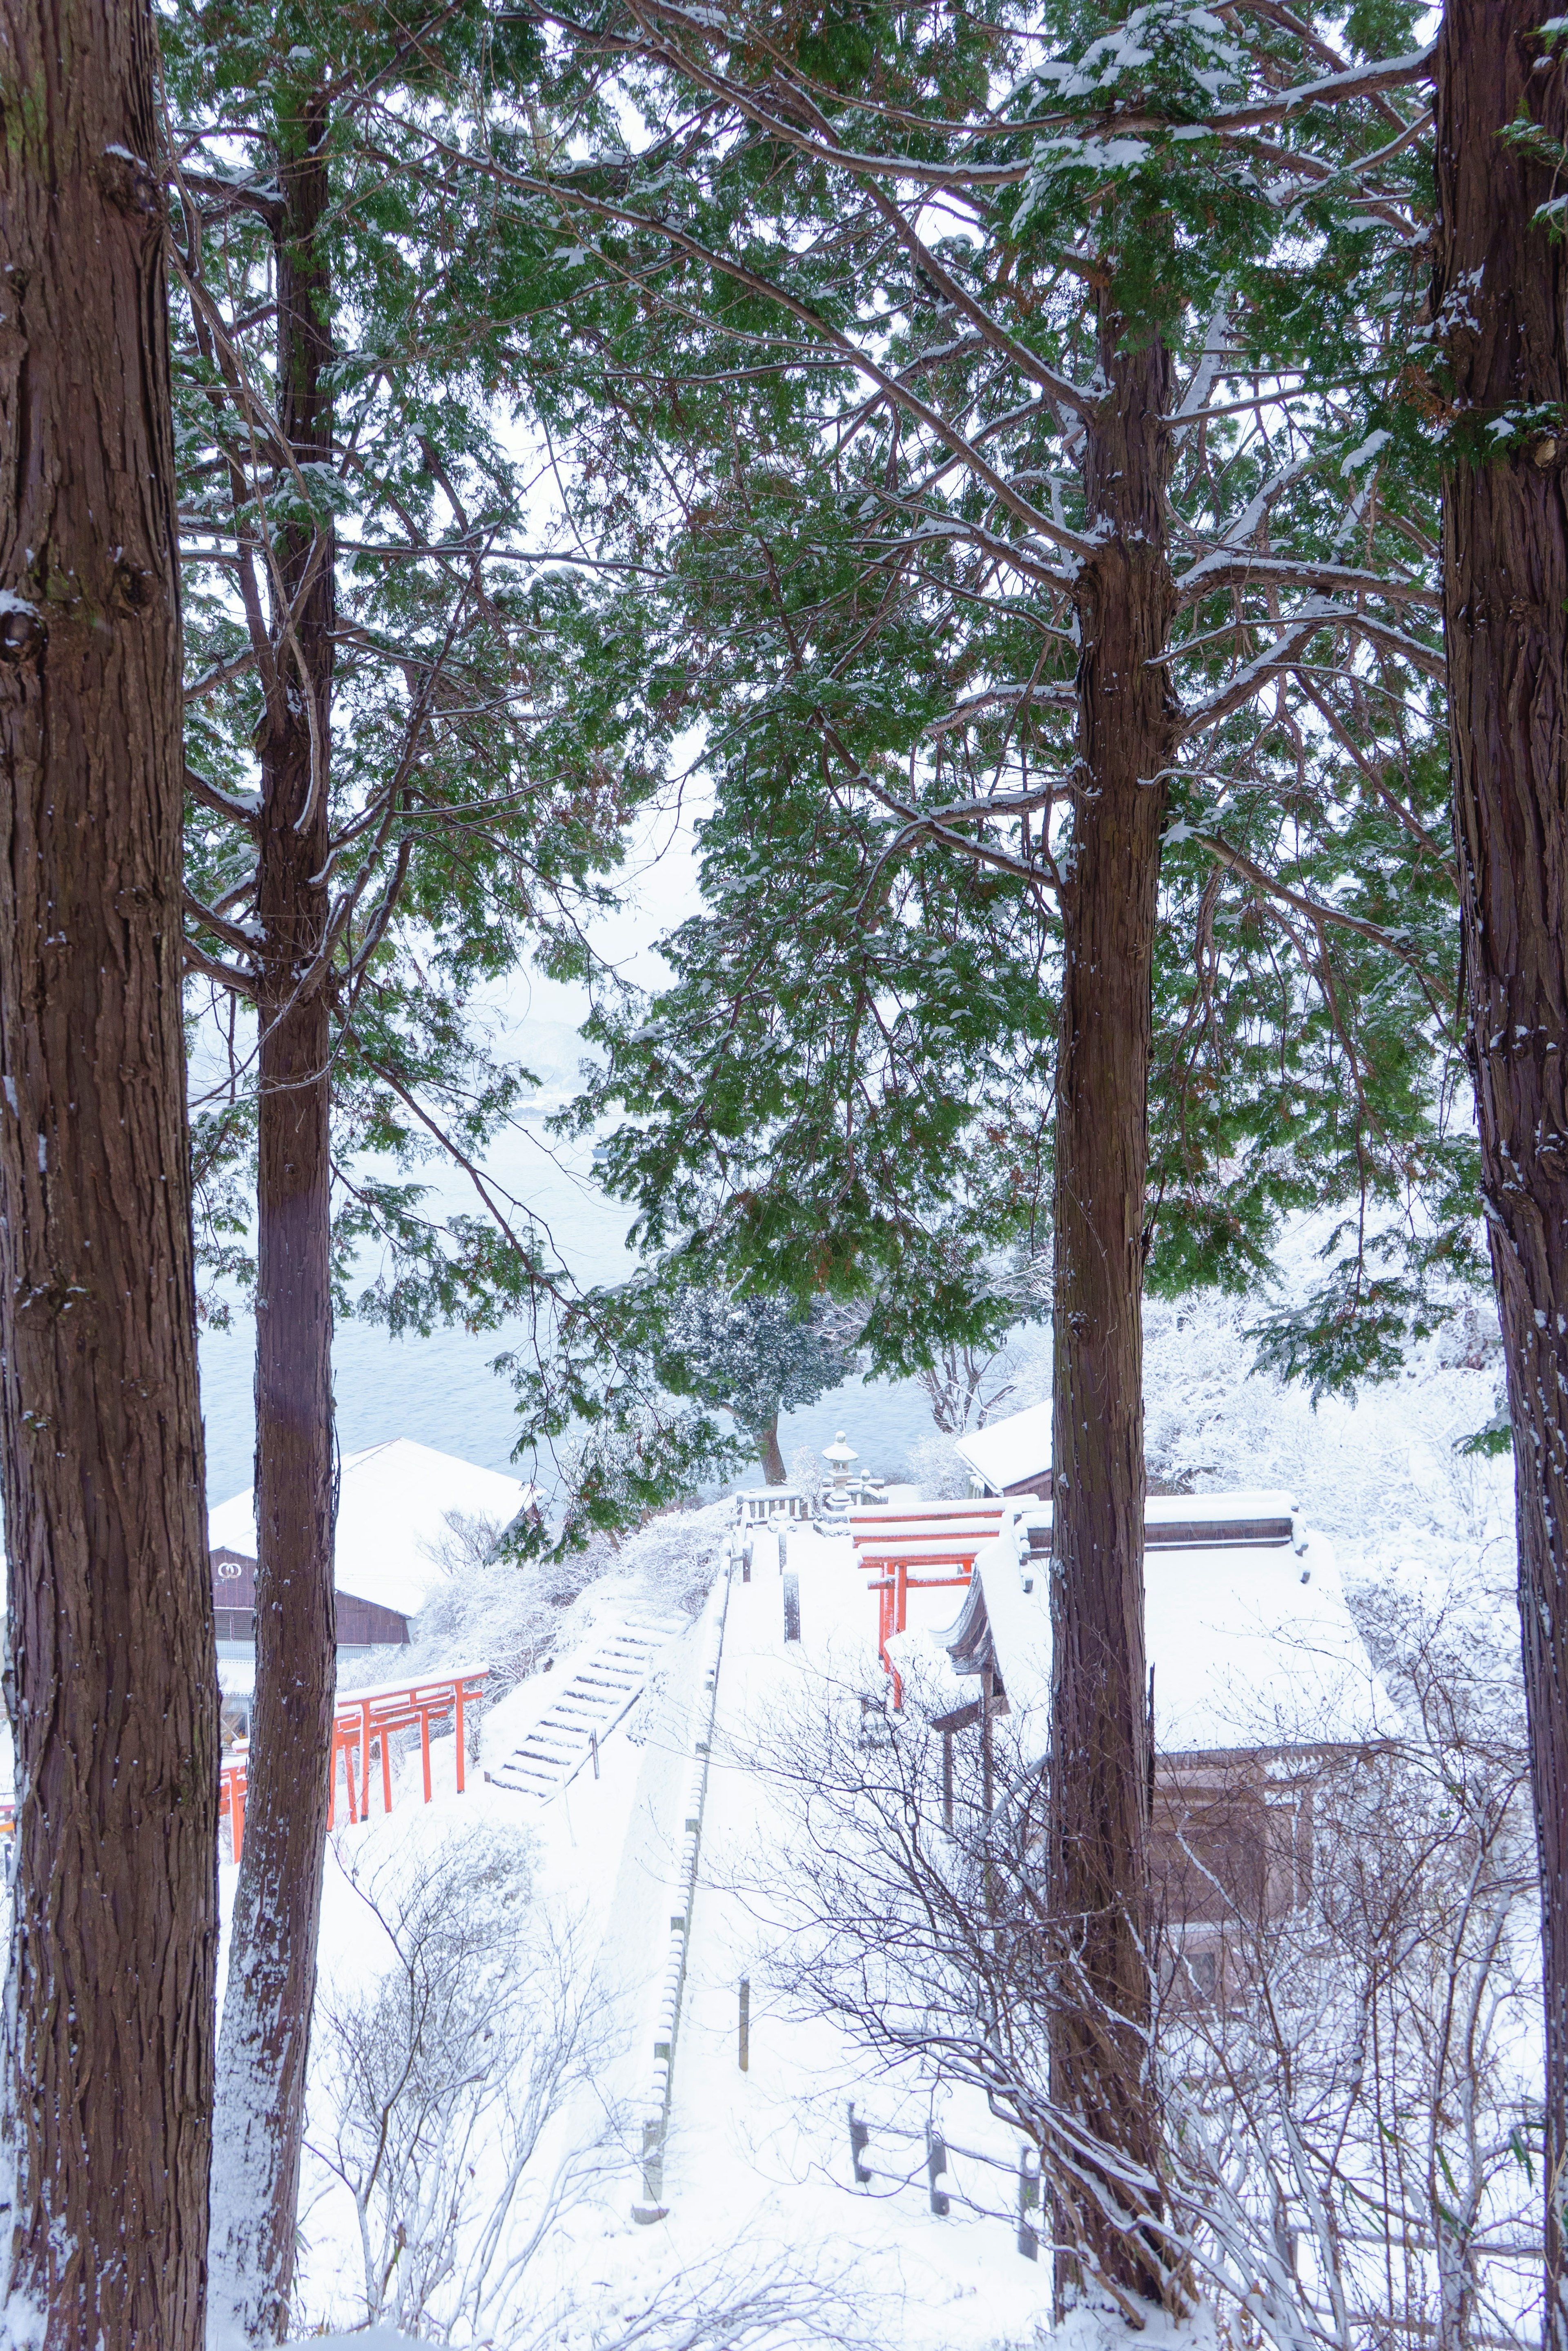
366;0;1568;2317
164;6;660;2329
1428;0;1568;2327
483;0;1461;2307
0;0;218;2338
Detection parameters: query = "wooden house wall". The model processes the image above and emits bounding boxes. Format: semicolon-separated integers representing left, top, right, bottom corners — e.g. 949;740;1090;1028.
1151;1751;1316;1930
211;1546;258;1609
336;1590;410;1647
209;1546;409;1648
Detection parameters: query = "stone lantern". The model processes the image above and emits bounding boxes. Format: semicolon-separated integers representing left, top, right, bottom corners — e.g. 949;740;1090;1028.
822;1430;858;1510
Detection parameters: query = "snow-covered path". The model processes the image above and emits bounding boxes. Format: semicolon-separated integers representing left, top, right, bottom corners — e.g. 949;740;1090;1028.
638;1526;1051;2347
283;1523;1054;2344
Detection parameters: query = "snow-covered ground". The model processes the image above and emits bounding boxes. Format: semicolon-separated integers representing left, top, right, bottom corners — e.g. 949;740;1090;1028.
245;1211;1529;2348
283;1518;1056;2347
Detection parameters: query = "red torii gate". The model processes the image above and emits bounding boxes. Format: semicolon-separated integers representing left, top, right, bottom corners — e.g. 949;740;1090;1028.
849;1507;1006;1707
220;1662;489;1863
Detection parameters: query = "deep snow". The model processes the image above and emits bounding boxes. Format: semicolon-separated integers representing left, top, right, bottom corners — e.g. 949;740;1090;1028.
248;1204;1528;2347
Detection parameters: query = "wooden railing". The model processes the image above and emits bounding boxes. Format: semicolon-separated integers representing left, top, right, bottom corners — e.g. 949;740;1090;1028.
220;1663;490;1863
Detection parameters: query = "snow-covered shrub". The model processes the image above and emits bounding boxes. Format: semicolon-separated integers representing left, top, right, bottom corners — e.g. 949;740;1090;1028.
333;1511;599;1705
527;2244;878;2351
789;1443;827;1504
1140;1254;1513;1560
568;1496;730;1624
734;1582;1540;2351
307;1822;615;2343
433;1511;598;1659
336;1501;726;1776
904;1429;972;1500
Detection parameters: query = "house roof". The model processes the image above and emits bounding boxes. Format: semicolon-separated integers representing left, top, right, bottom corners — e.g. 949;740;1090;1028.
953;1401;1052;1494
925;1501;1394;1759
207;1437;535;1622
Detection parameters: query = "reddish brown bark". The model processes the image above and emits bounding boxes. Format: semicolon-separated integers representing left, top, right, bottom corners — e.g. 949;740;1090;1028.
1433;4;1568;2332
0;0;219;2339
207;85;339;2346
757;1414;788;1485
1048;318;1177;2316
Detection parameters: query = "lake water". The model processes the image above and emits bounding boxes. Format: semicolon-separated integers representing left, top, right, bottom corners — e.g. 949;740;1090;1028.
198;1082;941;1506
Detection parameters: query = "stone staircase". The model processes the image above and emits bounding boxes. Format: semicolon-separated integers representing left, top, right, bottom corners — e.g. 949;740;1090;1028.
486;1614;688;1802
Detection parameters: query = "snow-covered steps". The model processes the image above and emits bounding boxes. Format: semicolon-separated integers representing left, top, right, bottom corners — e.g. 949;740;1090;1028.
486;1615;688;1803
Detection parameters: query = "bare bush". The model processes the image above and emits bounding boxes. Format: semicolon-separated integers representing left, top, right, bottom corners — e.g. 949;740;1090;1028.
1164;1735;1536;2351
306;1823;617;2342
723;1595;1541;2349
514;2246;881;2351
1160;1581;1538;2351
915;1338;1024;1438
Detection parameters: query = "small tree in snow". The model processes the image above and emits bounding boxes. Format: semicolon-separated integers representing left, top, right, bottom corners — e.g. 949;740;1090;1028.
305;1821;871;2350
656;1286;850;1485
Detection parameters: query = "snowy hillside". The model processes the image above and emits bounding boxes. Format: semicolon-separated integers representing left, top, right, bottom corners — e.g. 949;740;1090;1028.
281;1523;1061;2348
260;1216;1536;2347
220;1211;1536;2351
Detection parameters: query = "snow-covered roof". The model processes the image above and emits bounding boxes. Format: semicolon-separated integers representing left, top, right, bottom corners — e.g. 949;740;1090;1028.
926;1505;1394;1760
1027;1490;1298;1544
953;1401;1051;1493
207;1437;535;1622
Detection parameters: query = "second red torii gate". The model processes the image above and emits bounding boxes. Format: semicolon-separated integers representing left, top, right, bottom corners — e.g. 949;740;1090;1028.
220;1661;489;1863
849;1512;1004;1707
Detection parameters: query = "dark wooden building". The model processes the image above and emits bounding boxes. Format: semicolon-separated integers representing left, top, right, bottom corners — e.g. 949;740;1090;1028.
211;1547;410;1650
928;1493;1390;1982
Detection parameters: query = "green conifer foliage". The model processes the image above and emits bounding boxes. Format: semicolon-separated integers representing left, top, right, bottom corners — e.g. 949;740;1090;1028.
163;6;667;2328
482;0;1459;2305
541;0;1466;1384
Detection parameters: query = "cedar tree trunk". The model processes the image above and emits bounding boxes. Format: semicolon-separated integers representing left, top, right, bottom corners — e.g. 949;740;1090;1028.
757;1413;787;1485
1048;316;1177;2316
1433;5;1568;2332
208;84;339;2345
0;0;219;2339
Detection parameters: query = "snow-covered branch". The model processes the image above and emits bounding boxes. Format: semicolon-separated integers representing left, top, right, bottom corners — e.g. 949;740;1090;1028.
1175;553;1441;611
381;127;1103;566
185;762;261;835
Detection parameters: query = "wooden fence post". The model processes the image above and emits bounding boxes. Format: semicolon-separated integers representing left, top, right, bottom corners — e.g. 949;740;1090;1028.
1017;2147;1040;2260
926;2123;950;2216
